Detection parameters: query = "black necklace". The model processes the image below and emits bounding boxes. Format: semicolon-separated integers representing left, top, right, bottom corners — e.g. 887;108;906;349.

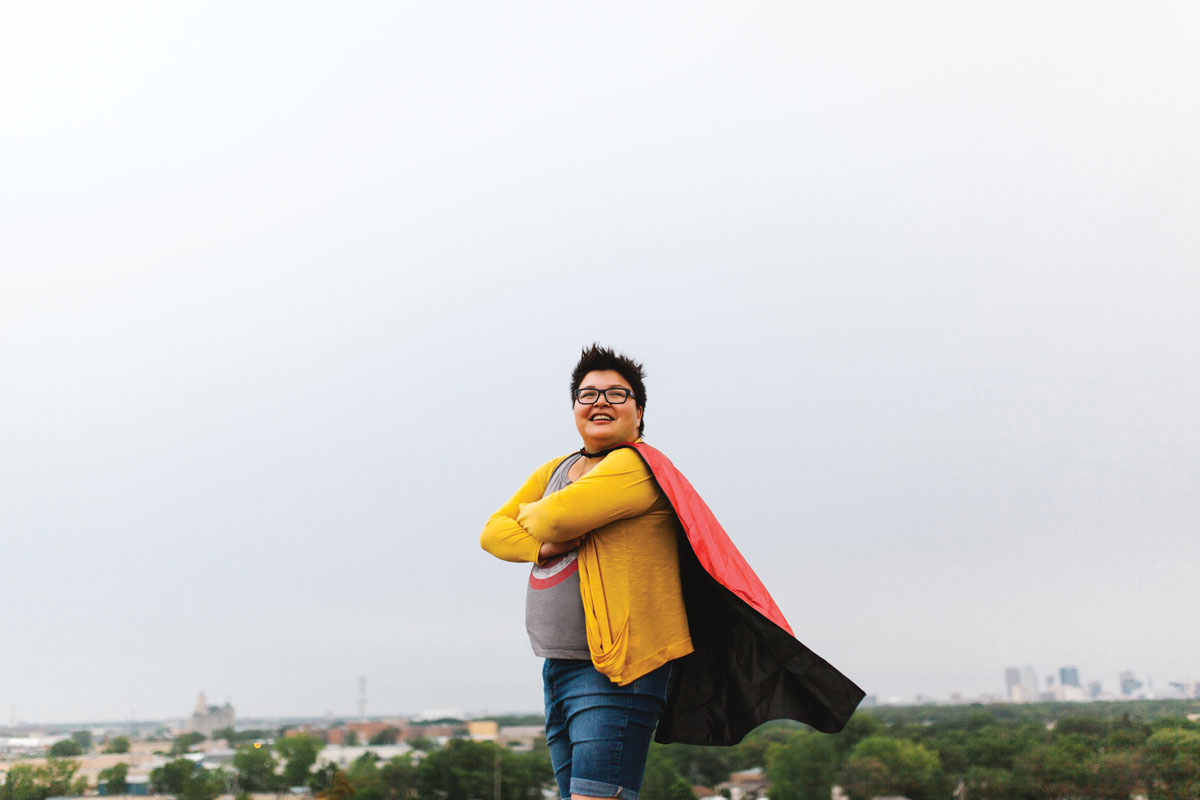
578;445;622;459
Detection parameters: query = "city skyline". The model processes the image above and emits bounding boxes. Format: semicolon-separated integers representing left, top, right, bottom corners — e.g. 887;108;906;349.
6;659;1199;728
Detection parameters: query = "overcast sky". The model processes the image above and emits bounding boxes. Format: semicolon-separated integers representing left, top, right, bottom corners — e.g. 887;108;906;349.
2;2;1198;725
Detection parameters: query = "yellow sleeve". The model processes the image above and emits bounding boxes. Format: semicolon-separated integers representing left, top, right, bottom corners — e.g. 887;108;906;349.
480;456;567;563
516;448;660;542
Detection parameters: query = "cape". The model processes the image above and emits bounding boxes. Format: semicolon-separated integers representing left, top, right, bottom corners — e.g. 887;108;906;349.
621;442;865;745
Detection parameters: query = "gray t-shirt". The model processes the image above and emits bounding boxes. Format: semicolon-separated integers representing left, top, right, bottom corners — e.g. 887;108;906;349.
525;453;590;659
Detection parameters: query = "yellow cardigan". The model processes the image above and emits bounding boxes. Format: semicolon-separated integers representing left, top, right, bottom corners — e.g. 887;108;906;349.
481;446;694;685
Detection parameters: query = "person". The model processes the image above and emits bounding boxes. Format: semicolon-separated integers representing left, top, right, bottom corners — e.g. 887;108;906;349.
481;345;863;800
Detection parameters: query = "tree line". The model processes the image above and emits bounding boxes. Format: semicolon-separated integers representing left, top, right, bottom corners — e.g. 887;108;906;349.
643;704;1200;800
0;734;552;800
9;701;1199;800
815;709;1200;800
140;736;552;800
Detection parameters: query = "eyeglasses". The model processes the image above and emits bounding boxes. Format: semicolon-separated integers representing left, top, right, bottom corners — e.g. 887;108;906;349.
574;388;634;405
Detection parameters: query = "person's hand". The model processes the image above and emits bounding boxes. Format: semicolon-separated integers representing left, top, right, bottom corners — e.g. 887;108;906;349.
538;535;585;562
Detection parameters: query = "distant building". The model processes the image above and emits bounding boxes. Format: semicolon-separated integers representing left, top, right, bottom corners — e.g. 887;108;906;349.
184;693;235;737
1119;671;1143;697
1004;668;1021;700
400;723;466;742
1004;666;1039;702
299;720;465;748
198;748;236;770
99;776;150;796
1059;667;1080;688
0;736;45;756
467;721;498;741
345;721;395;743
317;744;411;769
1165;680;1200;699
718;767;769;800
497;726;543;753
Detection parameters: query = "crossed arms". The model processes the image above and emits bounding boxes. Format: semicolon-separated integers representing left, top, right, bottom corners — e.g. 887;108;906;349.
480;448;661;564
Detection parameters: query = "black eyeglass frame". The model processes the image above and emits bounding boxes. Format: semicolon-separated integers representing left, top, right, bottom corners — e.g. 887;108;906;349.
574;387;636;405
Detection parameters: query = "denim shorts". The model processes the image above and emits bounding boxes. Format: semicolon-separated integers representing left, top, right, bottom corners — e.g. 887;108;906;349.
543;658;674;800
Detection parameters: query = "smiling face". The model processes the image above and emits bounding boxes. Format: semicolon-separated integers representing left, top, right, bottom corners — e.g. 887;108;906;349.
574;369;643;452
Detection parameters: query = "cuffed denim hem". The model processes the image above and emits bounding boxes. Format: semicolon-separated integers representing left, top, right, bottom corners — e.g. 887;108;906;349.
570;777;638;800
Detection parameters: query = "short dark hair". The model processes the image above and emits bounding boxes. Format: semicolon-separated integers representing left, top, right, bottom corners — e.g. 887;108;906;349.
570;344;647;437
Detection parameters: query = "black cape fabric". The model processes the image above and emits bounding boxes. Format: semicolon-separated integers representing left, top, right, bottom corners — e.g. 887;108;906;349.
620;443;865;746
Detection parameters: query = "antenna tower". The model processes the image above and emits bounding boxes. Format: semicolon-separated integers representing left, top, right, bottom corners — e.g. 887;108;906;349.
358;676;367;721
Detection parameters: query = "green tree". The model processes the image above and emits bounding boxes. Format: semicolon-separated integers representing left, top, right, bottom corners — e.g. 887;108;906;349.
652;743;736;788
180;768;226;800
1107;714;1153;750
234;743;279;792
277;733;325;787
417;740;491;800
310;763;342;795
212;727;236;744
727;723;803;772
1143;727;1200;800
104;736;131;754
766;732;836;800
369;727;401;746
0;761;82;800
408;735;435;752
49;739;83;757
1149;716;1200;733
2;764;41;800
379;754;417;800
640;749;696;800
1011;736;1094;800
926;735;968;776
416;739;548;800
839;756;888;800
832;713;881;763
150;759;200;795
170;732;206;756
38;758;82;798
345;731;360;746
1093;750;1146;800
501;750;554;800
318;771;356;800
959;722;1035;771
70;731;93;752
99;763;129;795
840;736;946;800
1055;716;1109;742
961;766;1014;800
347;753;385;800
